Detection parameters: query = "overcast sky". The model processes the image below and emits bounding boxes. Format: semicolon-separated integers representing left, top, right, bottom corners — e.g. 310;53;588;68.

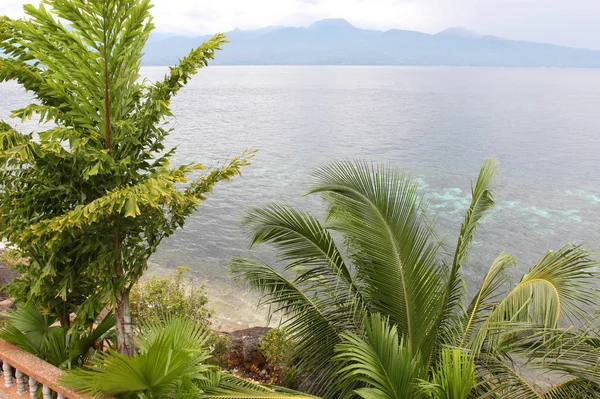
2;0;599;50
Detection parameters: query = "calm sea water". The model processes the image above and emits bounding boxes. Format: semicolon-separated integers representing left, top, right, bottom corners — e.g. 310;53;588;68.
1;66;599;328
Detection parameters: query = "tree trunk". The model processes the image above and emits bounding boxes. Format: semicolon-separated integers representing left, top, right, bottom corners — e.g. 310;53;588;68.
58;302;71;330
115;288;136;356
59;307;70;329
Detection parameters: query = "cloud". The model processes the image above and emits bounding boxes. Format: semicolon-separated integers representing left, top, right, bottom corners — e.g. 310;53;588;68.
2;0;599;49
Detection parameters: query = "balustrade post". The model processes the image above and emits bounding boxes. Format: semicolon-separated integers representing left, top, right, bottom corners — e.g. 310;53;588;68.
3;362;13;387
42;384;52;399
16;369;26;394
28;376;38;399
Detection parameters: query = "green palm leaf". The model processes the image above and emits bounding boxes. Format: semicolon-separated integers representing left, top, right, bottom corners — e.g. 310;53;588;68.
468;245;598;353
542;378;600;399
199;373;322;398
334;314;427;399
501;326;600;387
420;348;476;399
230;257;351;398
436;157;499;347
459;253;515;348
243;203;359;299
311;160;444;362
61;316;213;398
477;355;543;399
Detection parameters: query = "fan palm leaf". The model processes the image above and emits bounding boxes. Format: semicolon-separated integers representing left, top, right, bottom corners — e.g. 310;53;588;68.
62;316;213;398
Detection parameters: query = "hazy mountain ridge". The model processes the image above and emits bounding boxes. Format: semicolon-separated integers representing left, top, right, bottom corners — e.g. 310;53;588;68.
142;19;600;67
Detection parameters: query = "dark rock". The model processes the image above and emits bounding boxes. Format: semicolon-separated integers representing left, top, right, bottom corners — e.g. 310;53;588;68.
227;326;271;368
0;261;19;301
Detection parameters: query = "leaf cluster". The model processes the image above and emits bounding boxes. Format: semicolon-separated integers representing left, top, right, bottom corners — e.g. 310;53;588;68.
231;158;600;398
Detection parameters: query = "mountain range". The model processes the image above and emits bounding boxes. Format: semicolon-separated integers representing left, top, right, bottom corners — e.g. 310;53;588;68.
142;19;600;68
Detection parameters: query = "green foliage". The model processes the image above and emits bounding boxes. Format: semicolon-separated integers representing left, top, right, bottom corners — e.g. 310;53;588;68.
259;328;298;387
0;248;24;267
232;158;600;398
0;303;115;368
62;316;214;398
334;314;427;399
62;316;317;399
420;348;475;399
0;0;252;351
130;266;213;329
208;333;231;366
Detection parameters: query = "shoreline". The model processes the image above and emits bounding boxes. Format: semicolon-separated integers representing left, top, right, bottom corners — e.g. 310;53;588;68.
0;245;270;333
144;264;272;333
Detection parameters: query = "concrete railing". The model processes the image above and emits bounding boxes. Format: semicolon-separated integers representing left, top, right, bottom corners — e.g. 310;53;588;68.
0;339;94;399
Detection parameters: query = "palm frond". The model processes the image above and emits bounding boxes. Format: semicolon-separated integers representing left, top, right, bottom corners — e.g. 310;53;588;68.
137;315;211;354
476;355;543;399
500;326;600;386
333;314;427;399
61;317;214;398
230;257;351;398
436;157;499;347
310;160;445;362
459;253;515;348
422;348;476;399
468;245;598;353
0;325;42;357
242;203;361;304
542;378;600;399
199;372;322;398
0;303;55;350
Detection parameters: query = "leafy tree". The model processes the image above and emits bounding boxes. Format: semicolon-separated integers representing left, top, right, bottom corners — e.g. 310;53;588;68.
0;0;252;354
231;159;600;398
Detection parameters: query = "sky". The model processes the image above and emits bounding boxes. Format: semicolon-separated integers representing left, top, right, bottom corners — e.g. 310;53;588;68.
2;0;600;50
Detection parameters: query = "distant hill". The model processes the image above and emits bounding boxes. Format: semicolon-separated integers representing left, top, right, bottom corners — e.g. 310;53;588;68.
142;19;600;68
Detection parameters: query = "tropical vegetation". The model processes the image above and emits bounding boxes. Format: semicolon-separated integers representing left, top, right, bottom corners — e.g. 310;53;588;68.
130;266;213;329
231;158;600;398
0;0;251;354
0;0;598;398
0;303;114;369
62;316;320;399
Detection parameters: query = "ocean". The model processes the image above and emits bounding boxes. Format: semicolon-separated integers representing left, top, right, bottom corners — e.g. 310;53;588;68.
1;66;599;329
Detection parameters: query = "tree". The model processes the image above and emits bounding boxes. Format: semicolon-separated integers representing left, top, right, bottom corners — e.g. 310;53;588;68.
0;0;252;354
231;159;600;398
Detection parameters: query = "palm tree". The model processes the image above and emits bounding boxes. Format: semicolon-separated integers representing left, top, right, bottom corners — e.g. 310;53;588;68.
231;158;600;398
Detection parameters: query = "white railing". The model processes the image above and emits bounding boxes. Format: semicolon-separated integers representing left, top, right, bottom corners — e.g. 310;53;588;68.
0;339;96;399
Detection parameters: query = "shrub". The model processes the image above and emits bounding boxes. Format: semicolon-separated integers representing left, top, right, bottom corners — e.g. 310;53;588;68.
130;267;213;329
259;328;298;387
